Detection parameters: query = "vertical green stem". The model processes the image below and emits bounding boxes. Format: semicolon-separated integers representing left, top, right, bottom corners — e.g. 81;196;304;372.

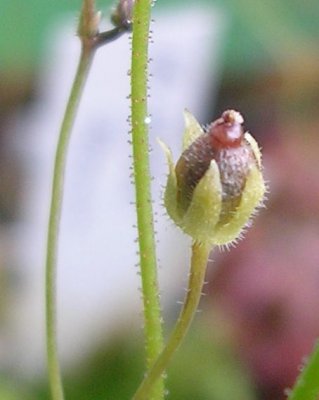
45;43;95;400
132;241;211;400
130;1;165;399
288;340;319;400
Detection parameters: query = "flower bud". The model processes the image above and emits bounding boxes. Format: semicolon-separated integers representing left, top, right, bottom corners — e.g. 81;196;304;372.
111;0;134;30
159;110;266;245
78;0;101;39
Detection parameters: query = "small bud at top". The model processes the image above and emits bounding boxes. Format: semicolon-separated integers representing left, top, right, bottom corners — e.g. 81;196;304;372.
111;0;135;30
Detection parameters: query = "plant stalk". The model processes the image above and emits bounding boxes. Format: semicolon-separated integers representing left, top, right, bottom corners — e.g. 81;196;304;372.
130;0;165;399
45;42;95;400
288;340;319;400
132;241;211;400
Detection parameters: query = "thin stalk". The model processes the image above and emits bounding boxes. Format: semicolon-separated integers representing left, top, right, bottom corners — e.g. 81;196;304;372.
132;241;211;400
96;26;125;47
130;0;165;399
45;43;95;400
288;340;319;400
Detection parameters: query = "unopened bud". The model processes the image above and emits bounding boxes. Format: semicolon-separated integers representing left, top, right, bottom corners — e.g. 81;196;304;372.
78;0;101;39
159;110;266;245
111;0;135;30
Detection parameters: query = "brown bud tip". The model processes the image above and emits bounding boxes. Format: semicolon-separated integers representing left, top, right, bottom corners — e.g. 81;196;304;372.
111;0;134;30
209;109;244;148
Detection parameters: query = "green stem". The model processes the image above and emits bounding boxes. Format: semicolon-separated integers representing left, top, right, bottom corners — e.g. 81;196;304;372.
130;1;165;399
288;340;319;400
132;241;211;400
45;43;95;400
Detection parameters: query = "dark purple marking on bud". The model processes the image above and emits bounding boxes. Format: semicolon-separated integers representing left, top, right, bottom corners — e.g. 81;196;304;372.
175;110;256;216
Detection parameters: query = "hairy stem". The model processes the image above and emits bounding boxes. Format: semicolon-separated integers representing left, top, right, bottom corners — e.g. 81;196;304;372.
288;340;319;400
45;43;95;400
130;1;165;399
132;241;211;400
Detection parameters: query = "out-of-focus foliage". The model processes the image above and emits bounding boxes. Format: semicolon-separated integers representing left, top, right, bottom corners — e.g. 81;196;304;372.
24;323;255;400
0;0;109;71
0;380;32;400
2;0;319;74
167;324;255;400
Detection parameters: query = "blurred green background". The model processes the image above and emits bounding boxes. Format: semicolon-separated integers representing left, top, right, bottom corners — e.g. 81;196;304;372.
2;0;319;73
2;0;319;121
